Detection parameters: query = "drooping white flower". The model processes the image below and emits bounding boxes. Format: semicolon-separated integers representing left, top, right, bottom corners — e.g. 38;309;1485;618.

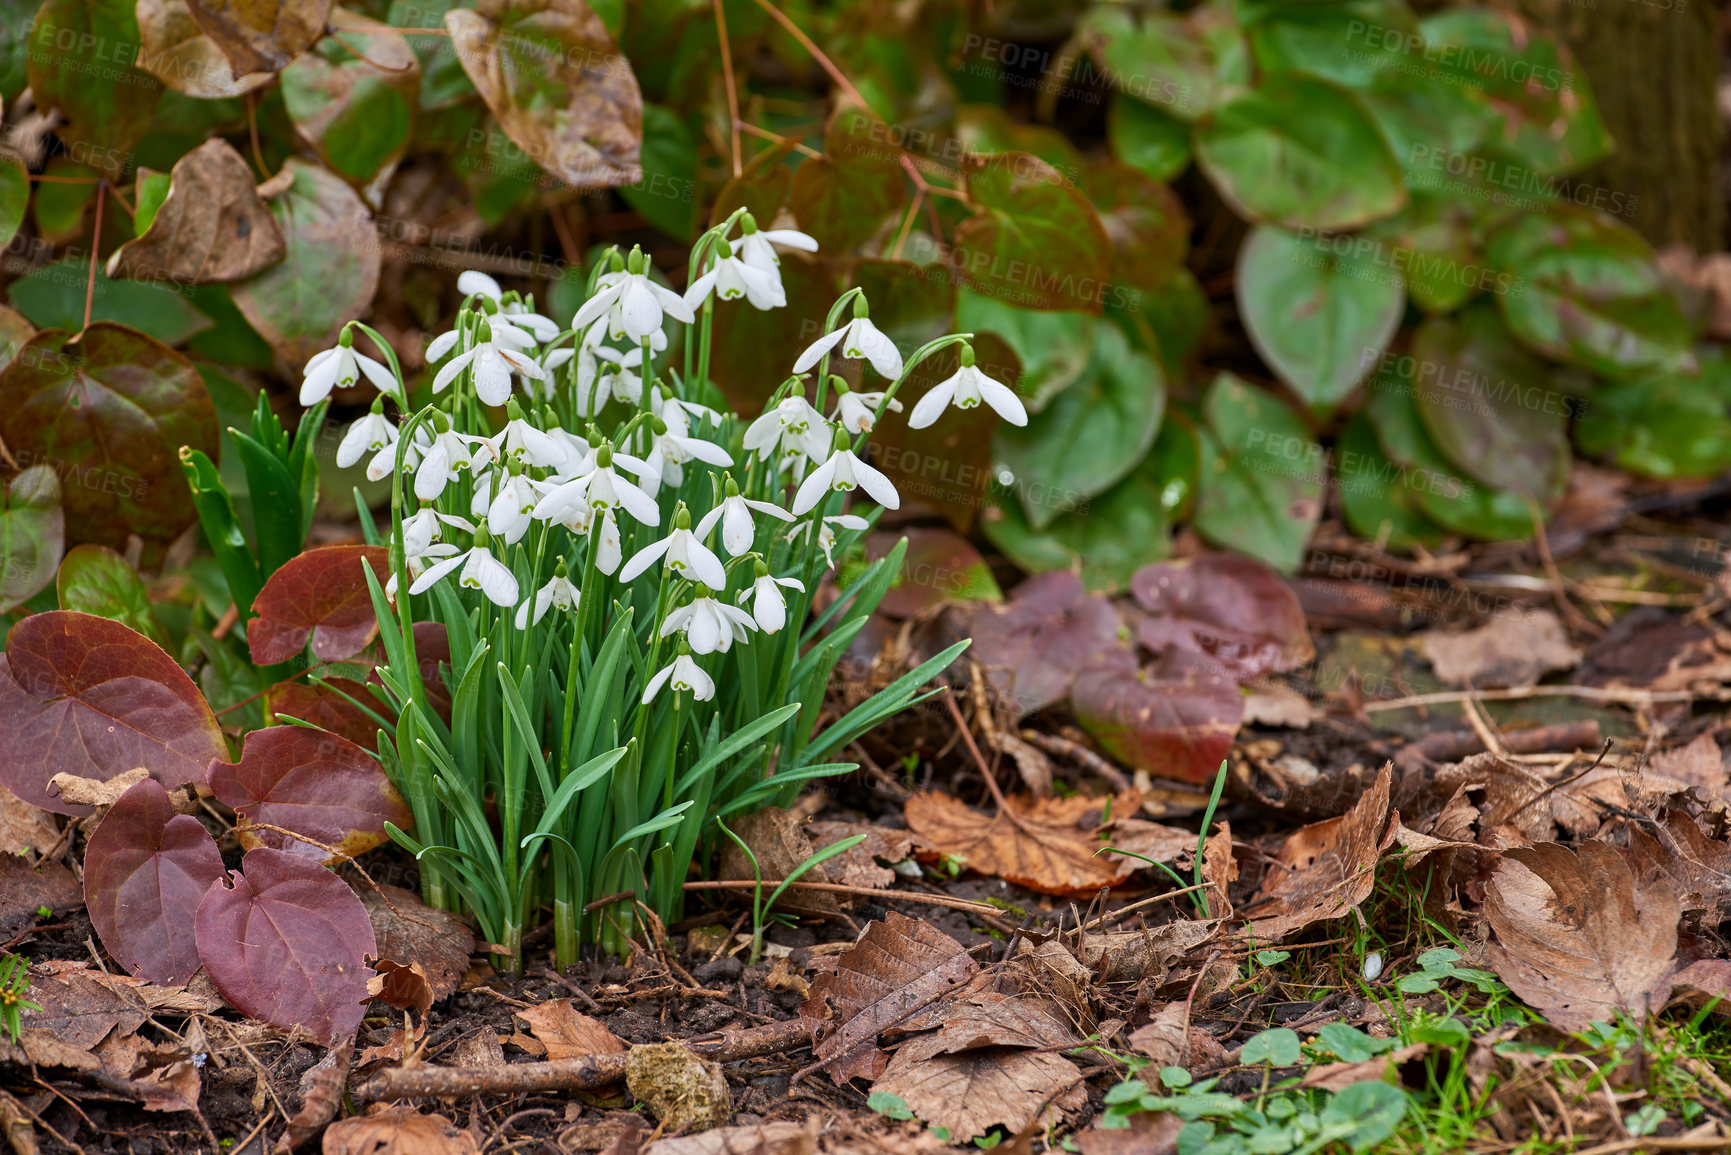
408;522;519;608
573;319;662;416
531;445;660;527
792;297;903;379
695;479;793;557
594;509;623;575
738;564;805;633
486;470;541;545
337;399;396;468
641;649;714;704
786;513;869;568
403;507;474;556
638;403;734;496
742;389;831;467
301;329;397;406
457;270;561;344
658;594;757;654
431;319;546;407
792;430;900;514
735;215;818;272
367;423;430;483
683;236;784;311
908;345;1027;428
497;401;571;471
571;247;695;342
414;418;488;502
514;562;580;629
619;505;728;587
830;383;901;435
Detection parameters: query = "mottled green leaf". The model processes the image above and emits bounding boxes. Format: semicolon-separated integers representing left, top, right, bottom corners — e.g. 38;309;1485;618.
1192;373;1323;572
28;0;164;175
0;466;64;613
55;544;165;646
953;152;1111;312
282;9;419;186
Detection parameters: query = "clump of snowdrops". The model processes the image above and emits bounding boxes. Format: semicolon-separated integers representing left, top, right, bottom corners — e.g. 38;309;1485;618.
305;211;1025;967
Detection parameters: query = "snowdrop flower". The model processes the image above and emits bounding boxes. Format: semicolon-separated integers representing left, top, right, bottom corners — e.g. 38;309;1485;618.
683;236;783;311
619;504;727;587
414;413;486;502
742;386;831;467
301;327;397;406
514;561;580;629
457;270;560;344
486;468;541;545
368;422;430;483
572;246;695;342
573;320;661;415
908;344;1027;428
641;645;714;704
829;380;901;435
594;510;623;575
498;401;571;471
337;398;396;468
786;514;868;568
792;296;902;379
738;561;804;633
695;477;793;557
639;406;733;495
792;428;900;515
531;443;660;528
431;319;546;407
403;506;474;556
659;592;757;655
734;213;817;272
409;521;519;608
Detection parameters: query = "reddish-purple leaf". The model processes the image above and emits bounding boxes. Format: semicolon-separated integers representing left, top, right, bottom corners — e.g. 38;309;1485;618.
84;778;225;985
247;545;390;666
969;571;1121;715
195;848;376;1045
868;529;1004;618
208;726;411;865
1130;553;1314;678
267;677;386;750
0;611;226;813
1071;648;1242;785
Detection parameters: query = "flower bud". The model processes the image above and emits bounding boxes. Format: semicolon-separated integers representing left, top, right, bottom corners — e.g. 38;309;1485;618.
851;294;869;319
740;212;758;235
674;502;691;530
960;343;976;368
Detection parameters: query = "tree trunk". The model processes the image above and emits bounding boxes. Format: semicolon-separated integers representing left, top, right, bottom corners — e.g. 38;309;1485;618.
1497;0;1723;252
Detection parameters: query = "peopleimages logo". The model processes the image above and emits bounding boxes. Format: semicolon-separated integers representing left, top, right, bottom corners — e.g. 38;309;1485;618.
1344;20;1573;94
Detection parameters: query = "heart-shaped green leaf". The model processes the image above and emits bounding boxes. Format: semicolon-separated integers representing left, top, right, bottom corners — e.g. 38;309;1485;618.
28;0;165;175
1082;162;1190;292
1364;382;1534;541
953;152;1112;313
1108;95;1192;183
1196;76;1405;231
1236;225;1405;417
1192;373;1323;572
1575;351;1731;480
282;8;419;186
1077;5;1245;123
55;544;165;646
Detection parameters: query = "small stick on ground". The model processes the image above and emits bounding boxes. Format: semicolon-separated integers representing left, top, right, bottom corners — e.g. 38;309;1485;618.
356;1019;809;1101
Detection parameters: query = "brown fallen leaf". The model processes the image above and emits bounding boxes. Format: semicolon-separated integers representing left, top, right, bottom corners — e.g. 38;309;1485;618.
20;960;149;1050
323;1107;481;1155
1421;608;1581;689
362;884;475;1003
1103;819;1194;870
1575;608;1731;693
275;1038;353;1153
0;1090;34;1155
1199;821;1236;920
1076;920;1220;985
807;822;914;890
800;912;980;1083
1071;648;1243;786
0;785;60;856
1127;1002;1189;1068
185;0;332;76
1623;809;1731;924
1297;1044;1427;1092
0;1029;102;1072
642;1120;816;1155
517;1000;625;1061
872;1046;1084;1143
905;790;1136;896
1648;732;1727;799
888;992;1079;1064
718;808;838;911
1484;841;1680;1032
136;0;276;98
368;960;434;1021
445;0;643;190
1240;763;1395;942
95;1033;201;1113
1074;1114;1183;1155
1668;959;1731;1015
106;139;286;285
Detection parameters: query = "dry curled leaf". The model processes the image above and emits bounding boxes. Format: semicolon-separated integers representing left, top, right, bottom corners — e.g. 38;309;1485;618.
718;808;838;911
1127;1002;1189;1068
275;1038;353;1152
889;992;1079;1064
872;1046;1084;1143
808;821;914;890
1484;840;1680;1032
368;960;434;1021
517;1000;625;1060
136;0;276;98
322;1107;481;1155
800;912;980;1083
1421;608;1581;689
1648;732;1727;799
1241;762;1394;942
185;0;332;76
905;790;1136;896
0;786;59;856
445;0;642;189
361;884;475;1003
106;139;285;284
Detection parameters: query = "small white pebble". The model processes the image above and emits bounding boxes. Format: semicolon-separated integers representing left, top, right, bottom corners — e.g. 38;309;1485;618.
1362;952;1384;981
